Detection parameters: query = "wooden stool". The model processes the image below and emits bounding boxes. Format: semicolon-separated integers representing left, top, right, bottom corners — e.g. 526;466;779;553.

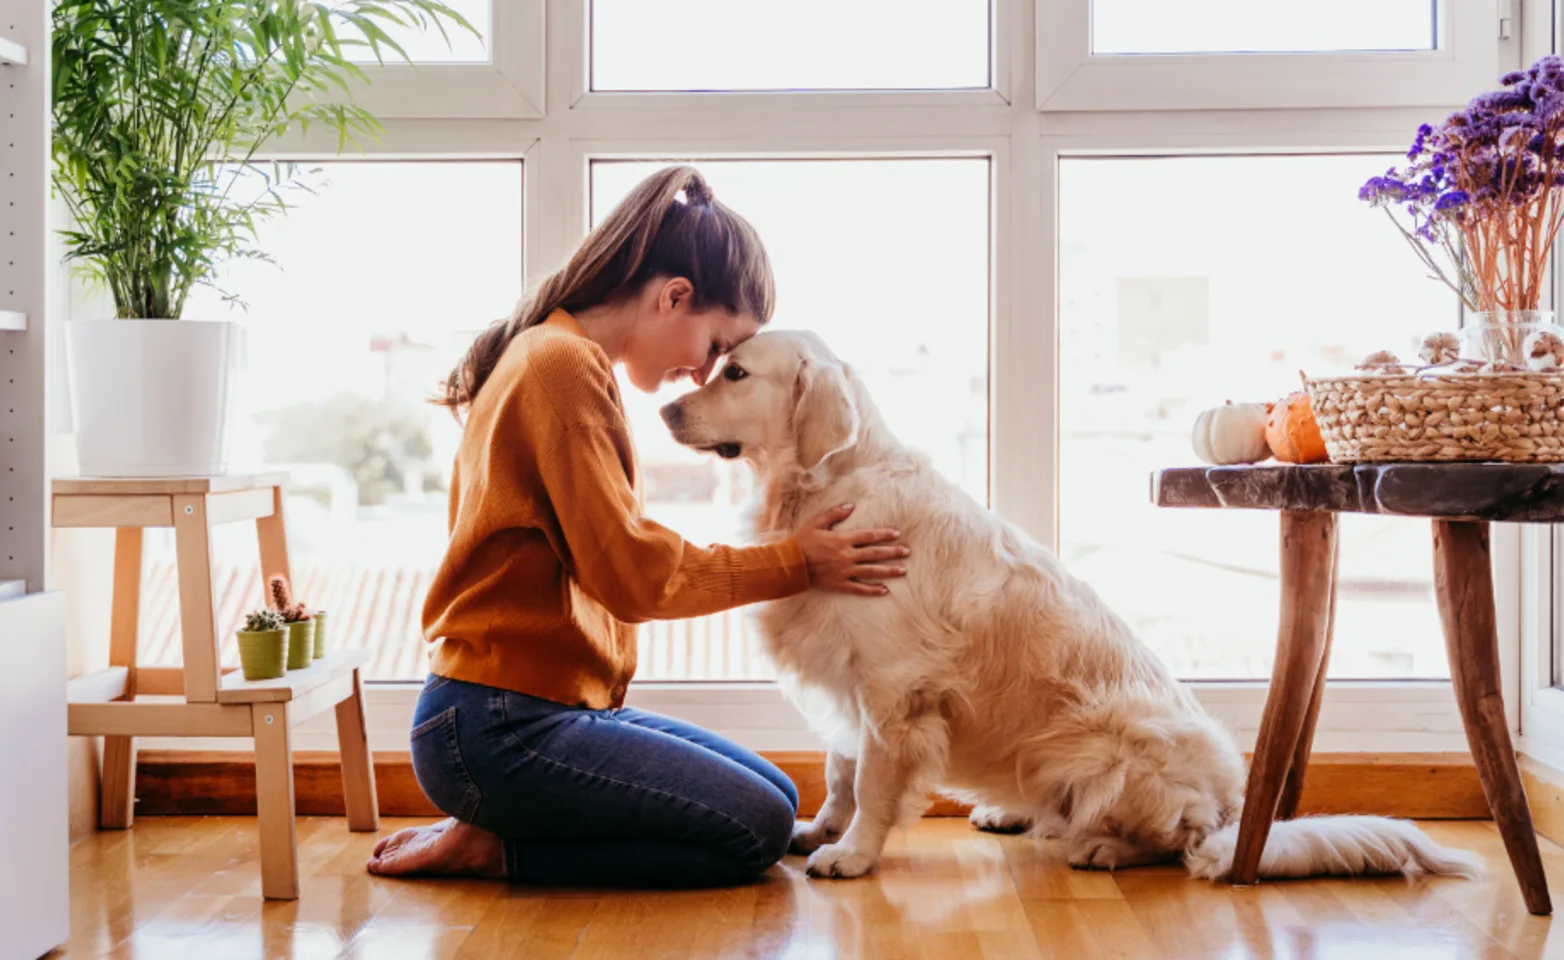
1155;462;1555;916
55;474;379;900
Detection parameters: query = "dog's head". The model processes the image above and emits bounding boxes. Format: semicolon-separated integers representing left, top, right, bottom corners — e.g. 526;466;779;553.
659;330;860;472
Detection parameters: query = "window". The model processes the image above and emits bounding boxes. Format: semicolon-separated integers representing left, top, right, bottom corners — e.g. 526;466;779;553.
591;158;990;680
148;162;524;682
338;0;544;119
1091;0;1438;56
1039;0;1501;111
589;0;991;91
1058;154;1452;681
343;0;490;63
89;0;1520;756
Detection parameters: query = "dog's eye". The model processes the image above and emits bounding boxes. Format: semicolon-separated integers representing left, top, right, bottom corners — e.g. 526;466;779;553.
723;363;749;382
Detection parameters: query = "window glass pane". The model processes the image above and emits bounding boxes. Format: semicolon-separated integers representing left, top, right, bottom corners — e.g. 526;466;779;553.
147;162;523;681
1092;0;1437;55
344;0;490;64
1059;155;1454;681
592;159;990;680
591;0;989;91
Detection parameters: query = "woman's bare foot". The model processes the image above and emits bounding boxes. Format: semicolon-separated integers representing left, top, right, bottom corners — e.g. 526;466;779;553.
366;817;505;879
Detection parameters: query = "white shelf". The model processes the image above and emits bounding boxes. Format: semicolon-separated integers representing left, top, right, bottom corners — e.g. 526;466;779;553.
0;37;25;66
0;310;25;331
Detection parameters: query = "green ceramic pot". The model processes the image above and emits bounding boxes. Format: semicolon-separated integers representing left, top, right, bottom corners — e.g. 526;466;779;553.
286;619;315;670
312;610;327;659
237;628;287;681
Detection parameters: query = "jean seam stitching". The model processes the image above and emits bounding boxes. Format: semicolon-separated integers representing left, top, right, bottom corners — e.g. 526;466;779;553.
413;707;482;822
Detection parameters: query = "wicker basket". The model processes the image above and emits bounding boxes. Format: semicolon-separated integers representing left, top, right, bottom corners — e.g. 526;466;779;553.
1305;370;1564;463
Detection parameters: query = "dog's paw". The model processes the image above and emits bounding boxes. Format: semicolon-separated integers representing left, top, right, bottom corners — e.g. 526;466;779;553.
805;843;878;879
789;820;837;856
968;805;1032;835
1067;835;1165;871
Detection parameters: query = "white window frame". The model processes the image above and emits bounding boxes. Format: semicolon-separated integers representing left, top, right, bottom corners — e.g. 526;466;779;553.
345;0;545;119
141;0;1525;757
567;0;1013;108
1038;0;1504;112
1506;0;1564;771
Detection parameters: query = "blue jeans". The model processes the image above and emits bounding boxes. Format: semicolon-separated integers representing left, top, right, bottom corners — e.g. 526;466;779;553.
408;674;800;887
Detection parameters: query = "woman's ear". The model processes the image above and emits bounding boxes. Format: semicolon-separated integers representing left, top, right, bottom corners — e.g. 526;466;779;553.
659;276;695;314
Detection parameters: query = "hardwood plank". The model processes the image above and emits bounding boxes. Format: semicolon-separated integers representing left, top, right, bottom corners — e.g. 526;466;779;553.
63;816;1564;960
457;893;594;960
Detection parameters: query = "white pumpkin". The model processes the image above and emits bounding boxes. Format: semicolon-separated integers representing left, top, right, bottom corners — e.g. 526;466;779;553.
1192;401;1271;465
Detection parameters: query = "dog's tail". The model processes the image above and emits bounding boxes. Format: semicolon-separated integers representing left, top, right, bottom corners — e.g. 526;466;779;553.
1182;814;1484;881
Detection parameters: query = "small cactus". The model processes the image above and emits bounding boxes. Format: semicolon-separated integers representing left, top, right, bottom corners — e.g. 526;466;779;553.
269;574;292;610
268;575;311;623
243;609;285;633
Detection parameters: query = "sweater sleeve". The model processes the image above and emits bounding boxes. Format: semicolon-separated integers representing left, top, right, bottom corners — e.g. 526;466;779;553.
517;341;809;624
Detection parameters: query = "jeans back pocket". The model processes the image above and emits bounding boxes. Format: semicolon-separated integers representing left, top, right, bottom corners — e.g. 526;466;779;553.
409;706;483;823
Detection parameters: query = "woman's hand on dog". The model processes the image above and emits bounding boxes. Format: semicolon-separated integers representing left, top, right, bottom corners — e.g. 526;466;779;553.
797;503;908;596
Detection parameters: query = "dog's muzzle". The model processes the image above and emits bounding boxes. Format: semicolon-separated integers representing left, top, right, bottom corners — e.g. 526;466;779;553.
659;401;741;458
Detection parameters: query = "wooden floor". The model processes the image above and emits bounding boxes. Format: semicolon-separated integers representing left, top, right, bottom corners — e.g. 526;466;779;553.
57;816;1564;959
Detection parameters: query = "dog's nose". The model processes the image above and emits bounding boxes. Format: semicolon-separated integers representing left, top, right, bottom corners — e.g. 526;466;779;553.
659;402;683;429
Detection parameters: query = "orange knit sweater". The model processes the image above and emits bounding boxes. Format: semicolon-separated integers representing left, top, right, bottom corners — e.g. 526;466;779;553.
423;309;809;708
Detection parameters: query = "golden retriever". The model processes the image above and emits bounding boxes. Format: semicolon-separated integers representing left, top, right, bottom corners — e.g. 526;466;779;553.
659;330;1481;883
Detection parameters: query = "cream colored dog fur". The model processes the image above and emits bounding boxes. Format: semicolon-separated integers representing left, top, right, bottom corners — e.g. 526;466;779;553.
659;330;1482;883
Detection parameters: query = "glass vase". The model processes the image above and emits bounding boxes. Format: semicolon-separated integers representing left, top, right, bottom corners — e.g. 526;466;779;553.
1461;310;1564;366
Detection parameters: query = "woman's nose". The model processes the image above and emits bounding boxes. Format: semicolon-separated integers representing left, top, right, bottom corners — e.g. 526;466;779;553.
691;356;719;385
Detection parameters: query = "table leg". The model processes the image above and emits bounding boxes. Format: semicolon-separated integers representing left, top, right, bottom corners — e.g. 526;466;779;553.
1433;519;1550;916
1230;509;1338;885
1277;533;1340;821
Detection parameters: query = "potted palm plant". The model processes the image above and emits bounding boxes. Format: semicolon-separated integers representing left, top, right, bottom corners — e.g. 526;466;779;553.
52;0;472;477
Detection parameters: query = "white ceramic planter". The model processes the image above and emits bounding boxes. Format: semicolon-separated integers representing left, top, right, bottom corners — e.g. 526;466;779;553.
65;319;242;477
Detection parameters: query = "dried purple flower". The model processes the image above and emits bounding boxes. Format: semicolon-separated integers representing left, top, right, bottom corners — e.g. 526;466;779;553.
1363;54;1564;312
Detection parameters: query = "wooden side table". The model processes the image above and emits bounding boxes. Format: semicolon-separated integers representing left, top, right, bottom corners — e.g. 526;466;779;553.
1154;462;1555;915
55;474;379;900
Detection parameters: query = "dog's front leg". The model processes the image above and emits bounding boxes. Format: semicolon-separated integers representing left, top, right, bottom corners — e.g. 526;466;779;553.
790;750;856;855
805;728;919;880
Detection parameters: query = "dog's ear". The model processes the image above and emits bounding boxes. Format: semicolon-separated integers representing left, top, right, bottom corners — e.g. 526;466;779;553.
793;358;860;471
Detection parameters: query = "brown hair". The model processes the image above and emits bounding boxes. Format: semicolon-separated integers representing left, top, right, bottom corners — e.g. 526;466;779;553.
436;165;776;413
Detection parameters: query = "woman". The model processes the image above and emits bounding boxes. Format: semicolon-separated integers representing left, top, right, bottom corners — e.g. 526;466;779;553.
367;166;908;887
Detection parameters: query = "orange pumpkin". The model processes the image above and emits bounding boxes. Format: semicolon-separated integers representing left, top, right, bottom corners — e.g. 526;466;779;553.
1265;392;1329;463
